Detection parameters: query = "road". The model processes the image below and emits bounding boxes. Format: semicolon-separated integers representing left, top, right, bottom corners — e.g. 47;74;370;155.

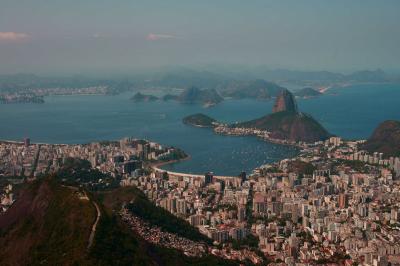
87;195;101;250
151;166;236;181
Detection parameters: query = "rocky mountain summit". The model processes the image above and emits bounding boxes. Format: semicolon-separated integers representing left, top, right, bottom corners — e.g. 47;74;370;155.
272;89;298;113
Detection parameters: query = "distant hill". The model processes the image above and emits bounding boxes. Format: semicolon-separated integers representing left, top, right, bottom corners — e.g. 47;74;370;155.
149;69;226;88
131;92;159;102
346;69;387;82
294;87;322;98
183;113;218;127
178;86;223;105
218;79;284;100
361;120;400;157
235;89;330;142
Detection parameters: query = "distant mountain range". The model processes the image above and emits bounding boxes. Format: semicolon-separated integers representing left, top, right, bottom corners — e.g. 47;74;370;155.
132;67;396;88
131;86;224;106
1;68;398;94
217;79;285;99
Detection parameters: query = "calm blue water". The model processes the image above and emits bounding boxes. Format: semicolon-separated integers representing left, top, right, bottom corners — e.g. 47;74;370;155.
0;83;399;175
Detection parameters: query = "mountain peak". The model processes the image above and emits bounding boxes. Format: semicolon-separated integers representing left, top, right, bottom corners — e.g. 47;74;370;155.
272;89;298;113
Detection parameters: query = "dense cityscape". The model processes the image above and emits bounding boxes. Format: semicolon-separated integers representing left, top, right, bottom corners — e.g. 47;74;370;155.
1;1;400;265
1;132;400;265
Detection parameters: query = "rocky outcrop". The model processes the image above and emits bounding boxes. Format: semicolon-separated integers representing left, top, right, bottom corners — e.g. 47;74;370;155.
272;89;298;113
235;89;330;142
236;111;330;142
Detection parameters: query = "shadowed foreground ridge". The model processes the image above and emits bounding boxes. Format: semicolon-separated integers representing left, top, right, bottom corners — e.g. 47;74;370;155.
0;177;238;266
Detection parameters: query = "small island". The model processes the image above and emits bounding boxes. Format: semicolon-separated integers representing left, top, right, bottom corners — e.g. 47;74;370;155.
183;113;219;128
0;94;45;104
130;92;159;102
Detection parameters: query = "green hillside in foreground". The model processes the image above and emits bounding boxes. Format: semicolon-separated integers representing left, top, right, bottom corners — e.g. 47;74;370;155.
0;177;96;265
0;178;238;266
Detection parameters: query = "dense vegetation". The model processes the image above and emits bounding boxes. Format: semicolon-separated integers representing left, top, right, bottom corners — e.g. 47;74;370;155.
0;178;239;265
0;178;96;265
361;120;400;157
183;113;218;127
89;209;153;265
56;157;120;190
287;160;316;175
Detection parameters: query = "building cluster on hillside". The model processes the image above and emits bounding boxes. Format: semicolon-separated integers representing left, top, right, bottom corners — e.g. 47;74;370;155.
214;125;304;147
122;136;400;265
120;207;207;257
0;184;14;213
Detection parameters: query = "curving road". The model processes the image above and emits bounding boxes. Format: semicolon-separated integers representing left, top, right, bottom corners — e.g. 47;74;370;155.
87;198;101;250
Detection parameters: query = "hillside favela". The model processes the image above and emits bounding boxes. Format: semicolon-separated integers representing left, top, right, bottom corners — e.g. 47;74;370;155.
1;1;400;266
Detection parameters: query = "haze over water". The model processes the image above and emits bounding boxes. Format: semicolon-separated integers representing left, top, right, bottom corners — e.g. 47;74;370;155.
1;83;399;175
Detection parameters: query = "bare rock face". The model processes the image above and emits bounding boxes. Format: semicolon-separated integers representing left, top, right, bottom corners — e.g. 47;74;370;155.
272;89;298;113
235;88;330;142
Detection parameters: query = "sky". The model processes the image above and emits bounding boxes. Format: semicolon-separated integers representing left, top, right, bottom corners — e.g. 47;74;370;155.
0;0;399;75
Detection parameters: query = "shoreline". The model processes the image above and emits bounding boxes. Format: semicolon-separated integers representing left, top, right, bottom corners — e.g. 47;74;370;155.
151;155;192;169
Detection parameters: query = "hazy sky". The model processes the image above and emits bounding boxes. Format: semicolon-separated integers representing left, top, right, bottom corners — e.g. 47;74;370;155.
1;0;399;74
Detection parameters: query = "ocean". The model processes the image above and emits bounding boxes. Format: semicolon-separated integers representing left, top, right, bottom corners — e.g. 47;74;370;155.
0;83;399;175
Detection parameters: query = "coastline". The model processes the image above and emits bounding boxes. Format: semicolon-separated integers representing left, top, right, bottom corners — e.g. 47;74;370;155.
151;154;192;169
